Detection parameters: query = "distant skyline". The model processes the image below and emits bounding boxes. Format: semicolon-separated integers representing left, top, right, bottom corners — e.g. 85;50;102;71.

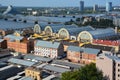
0;0;120;7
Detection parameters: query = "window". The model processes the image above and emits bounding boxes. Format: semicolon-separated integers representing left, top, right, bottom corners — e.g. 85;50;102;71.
118;69;120;72
118;64;120;66
118;74;120;77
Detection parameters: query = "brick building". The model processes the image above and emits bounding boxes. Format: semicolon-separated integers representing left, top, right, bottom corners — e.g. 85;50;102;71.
67;46;100;64
61;40;79;51
34;40;64;59
0;39;7;49
4;34;34;54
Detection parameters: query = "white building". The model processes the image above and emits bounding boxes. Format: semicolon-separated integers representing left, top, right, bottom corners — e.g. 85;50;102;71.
113;17;120;27
34;40;64;59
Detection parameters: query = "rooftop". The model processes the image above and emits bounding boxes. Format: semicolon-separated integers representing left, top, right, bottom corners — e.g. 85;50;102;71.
19;76;33;80
24;54;52;63
4;34;24;41
0;20;34;31
88;28;117;39
67;26;94;36
19;15;76;23
67;46;100;54
84;47;100;54
0;39;4;43
8;58;36;67
46;24;65;33
84;44;113;51
0;66;23;80
104;54;120;62
35;40;60;49
52;60;81;69
67;46;83;52
43;64;70;73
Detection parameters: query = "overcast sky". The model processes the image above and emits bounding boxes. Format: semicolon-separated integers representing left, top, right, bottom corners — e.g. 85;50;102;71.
0;0;120;7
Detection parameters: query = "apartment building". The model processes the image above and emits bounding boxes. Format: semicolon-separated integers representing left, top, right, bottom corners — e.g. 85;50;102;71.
34;40;64;59
96;54;120;80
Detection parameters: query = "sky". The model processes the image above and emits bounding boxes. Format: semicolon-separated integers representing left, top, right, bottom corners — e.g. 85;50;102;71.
0;0;120;7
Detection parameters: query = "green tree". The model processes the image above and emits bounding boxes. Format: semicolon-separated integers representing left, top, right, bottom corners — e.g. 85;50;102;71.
61;70;80;80
61;63;104;80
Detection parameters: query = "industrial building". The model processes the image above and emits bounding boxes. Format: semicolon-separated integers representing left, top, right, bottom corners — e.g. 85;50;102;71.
0;19;34;36
33;23;47;34
4;34;34;54
8;58;36;67
0;66;23;80
24;54;53;63
58;26;94;40
52;60;81;69
44;24;64;36
33;23;119;44
77;28;118;43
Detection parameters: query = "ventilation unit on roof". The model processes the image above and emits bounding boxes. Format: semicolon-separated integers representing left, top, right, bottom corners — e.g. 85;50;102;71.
34;21;38;24
4;18;8;21
23;20;27;23
13;19;17;22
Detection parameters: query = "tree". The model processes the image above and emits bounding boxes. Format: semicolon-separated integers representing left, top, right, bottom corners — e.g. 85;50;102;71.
78;63;103;80
61;70;80;80
61;63;104;80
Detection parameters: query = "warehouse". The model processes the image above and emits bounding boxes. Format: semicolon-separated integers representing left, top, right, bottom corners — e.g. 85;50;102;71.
77;28;118;43
0;20;34;36
33;23;47;34
58;26;94;40
44;24;64;36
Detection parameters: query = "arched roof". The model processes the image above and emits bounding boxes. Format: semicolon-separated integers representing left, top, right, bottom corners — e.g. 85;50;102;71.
77;28;117;42
88;28;117;39
44;24;64;33
34;24;41;33
37;23;48;31
77;31;93;42
59;26;94;36
34;23;48;33
44;24;80;33
68;26;94;35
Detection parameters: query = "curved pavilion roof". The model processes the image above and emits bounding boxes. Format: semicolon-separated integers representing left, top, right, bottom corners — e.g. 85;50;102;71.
59;26;94;36
88;28;117;39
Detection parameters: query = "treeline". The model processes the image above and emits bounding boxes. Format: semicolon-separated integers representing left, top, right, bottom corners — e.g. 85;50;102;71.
65;18;115;28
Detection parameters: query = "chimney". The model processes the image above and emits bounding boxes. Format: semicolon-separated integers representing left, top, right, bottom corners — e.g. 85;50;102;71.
115;27;118;33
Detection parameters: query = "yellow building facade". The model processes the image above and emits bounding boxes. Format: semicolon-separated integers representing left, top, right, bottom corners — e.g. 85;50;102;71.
25;67;41;80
